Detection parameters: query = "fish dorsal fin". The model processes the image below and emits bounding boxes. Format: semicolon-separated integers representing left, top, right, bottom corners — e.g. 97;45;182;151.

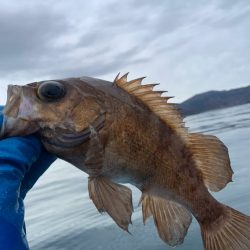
189;133;233;192
88;176;133;232
139;193;192;247
114;73;188;140
114;73;233;192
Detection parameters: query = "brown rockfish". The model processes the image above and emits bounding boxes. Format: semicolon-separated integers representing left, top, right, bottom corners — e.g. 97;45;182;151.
0;74;249;250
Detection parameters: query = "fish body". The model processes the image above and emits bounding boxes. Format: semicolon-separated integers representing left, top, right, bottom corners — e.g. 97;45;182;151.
0;74;249;249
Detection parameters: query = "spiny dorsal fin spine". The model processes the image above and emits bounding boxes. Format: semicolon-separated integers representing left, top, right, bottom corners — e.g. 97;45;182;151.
114;73;188;140
146;96;173;103
127;77;145;85
138;91;167;100
116;72;129;86
114;72;120;82
129;83;159;93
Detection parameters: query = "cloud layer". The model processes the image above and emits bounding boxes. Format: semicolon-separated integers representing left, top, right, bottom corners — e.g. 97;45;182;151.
0;0;250;103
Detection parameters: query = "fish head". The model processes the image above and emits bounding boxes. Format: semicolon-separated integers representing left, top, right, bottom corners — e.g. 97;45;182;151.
0;79;105;148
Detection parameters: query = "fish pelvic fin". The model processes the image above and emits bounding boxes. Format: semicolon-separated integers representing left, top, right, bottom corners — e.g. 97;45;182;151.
88;176;133;232
201;205;250;250
139;193;192;247
189;133;233;192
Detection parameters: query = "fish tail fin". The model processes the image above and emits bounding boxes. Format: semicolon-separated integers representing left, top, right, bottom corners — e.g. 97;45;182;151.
200;205;250;250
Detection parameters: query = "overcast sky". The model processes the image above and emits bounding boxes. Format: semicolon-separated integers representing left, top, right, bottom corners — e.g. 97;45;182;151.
0;0;250;103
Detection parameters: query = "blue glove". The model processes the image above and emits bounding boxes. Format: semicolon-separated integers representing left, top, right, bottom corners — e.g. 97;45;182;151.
0;106;56;250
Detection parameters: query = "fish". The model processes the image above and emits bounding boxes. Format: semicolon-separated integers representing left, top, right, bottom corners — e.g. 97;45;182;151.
0;73;249;250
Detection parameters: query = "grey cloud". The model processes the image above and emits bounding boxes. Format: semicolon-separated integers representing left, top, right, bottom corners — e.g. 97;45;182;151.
0;6;71;74
217;0;250;10
0;0;158;81
0;0;202;81
44;44;148;79
200;2;250;28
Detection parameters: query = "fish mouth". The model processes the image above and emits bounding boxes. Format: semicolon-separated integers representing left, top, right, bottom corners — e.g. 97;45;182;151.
0;85;39;139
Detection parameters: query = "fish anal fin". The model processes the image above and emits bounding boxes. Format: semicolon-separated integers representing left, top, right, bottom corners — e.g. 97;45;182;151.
88;176;133;232
201;206;250;250
189;133;233;192
140;193;192;247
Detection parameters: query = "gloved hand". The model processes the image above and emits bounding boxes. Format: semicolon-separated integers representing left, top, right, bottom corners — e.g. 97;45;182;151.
0;106;56;250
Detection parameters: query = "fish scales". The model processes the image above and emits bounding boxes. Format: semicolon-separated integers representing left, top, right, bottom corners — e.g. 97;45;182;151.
0;73;249;250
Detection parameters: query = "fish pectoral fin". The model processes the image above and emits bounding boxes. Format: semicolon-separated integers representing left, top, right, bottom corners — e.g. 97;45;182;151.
139;193;192;247
189;133;233;192
84;126;103;174
88;176;133;232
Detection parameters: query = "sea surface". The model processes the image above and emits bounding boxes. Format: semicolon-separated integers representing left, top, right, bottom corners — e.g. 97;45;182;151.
25;103;250;250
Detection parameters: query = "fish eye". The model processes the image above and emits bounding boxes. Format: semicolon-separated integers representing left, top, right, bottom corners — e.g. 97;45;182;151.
37;81;66;102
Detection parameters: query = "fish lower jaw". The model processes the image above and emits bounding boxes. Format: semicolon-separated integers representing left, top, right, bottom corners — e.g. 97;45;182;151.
0;116;39;138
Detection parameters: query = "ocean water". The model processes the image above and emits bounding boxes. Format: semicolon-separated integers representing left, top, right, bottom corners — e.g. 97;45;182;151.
25;103;250;250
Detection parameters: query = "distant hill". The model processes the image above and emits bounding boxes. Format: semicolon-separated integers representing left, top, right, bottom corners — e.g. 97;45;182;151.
179;85;250;116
